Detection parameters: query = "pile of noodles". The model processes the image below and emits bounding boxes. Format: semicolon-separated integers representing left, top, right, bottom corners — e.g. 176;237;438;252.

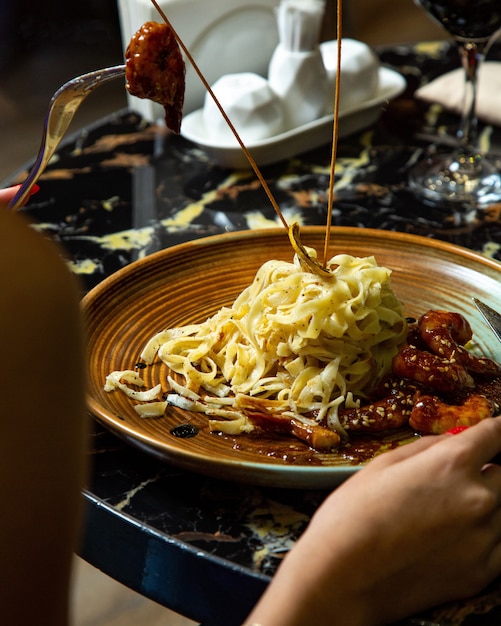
105;247;407;437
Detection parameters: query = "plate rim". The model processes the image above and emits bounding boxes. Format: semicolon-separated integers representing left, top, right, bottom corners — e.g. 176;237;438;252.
81;226;501;303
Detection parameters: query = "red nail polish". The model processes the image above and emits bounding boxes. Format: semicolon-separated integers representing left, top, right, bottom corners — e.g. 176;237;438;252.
446;426;470;435
29;184;40;195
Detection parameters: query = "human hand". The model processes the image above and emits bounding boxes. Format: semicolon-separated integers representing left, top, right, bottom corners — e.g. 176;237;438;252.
246;418;501;626
0;184;39;208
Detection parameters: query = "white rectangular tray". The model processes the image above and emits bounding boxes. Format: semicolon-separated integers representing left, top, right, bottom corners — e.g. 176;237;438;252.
180;67;406;168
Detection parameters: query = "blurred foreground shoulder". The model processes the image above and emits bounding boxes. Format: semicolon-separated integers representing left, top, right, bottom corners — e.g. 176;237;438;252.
0;209;87;626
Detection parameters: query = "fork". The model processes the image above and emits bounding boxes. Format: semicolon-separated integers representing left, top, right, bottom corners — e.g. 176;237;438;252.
8;64;126;211
473;298;501;344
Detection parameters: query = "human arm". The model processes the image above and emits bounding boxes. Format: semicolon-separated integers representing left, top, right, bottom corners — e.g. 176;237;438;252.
245;418;501;626
0;205;87;626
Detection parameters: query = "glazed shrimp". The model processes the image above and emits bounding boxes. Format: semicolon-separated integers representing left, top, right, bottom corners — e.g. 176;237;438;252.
419;310;501;376
409;392;496;434
338;382;416;432
392;344;475;394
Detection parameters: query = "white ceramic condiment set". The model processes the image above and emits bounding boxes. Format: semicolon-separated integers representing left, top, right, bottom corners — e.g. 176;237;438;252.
202;0;380;144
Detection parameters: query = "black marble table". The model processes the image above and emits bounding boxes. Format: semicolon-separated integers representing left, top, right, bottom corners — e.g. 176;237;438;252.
5;41;501;626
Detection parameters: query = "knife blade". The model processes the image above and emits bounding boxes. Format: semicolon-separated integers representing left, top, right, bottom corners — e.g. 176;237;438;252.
472;298;501;344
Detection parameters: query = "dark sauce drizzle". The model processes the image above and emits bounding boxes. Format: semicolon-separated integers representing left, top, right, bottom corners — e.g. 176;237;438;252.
171;423;200;438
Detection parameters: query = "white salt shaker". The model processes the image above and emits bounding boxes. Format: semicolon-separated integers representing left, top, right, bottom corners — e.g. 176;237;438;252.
268;0;328;129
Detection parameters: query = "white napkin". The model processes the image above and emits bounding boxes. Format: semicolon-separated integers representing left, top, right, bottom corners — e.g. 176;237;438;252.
416;61;501;126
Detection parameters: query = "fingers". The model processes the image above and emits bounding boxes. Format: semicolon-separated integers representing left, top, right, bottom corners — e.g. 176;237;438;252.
444;417;501;470
368;433;443;467
0;184;40;208
0;186;20;206
384;417;501;469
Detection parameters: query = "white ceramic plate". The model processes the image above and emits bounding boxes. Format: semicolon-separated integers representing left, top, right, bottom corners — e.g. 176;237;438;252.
180;67;406;168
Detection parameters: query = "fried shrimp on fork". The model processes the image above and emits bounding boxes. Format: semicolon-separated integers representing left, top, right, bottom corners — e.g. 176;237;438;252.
125;21;185;133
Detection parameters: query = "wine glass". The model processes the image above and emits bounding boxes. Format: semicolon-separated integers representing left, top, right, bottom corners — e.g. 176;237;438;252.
409;0;501;206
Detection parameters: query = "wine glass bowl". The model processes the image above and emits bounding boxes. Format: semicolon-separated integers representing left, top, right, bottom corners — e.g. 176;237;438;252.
416;0;501;41
409;0;501;206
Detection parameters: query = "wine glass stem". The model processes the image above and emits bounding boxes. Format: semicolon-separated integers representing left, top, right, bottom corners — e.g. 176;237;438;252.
455;40;487;154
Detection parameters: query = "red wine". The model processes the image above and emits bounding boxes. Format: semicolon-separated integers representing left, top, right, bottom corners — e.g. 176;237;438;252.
416;0;501;41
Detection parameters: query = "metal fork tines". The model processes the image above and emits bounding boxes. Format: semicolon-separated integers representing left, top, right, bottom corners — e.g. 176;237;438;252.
8;64;125;211
472;298;501;344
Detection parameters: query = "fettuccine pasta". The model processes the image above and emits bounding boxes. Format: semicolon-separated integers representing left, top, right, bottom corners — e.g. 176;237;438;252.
105;246;407;446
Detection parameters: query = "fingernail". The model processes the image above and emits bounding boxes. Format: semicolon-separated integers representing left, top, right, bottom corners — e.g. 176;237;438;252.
446;426;470;435
29;184;40;195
